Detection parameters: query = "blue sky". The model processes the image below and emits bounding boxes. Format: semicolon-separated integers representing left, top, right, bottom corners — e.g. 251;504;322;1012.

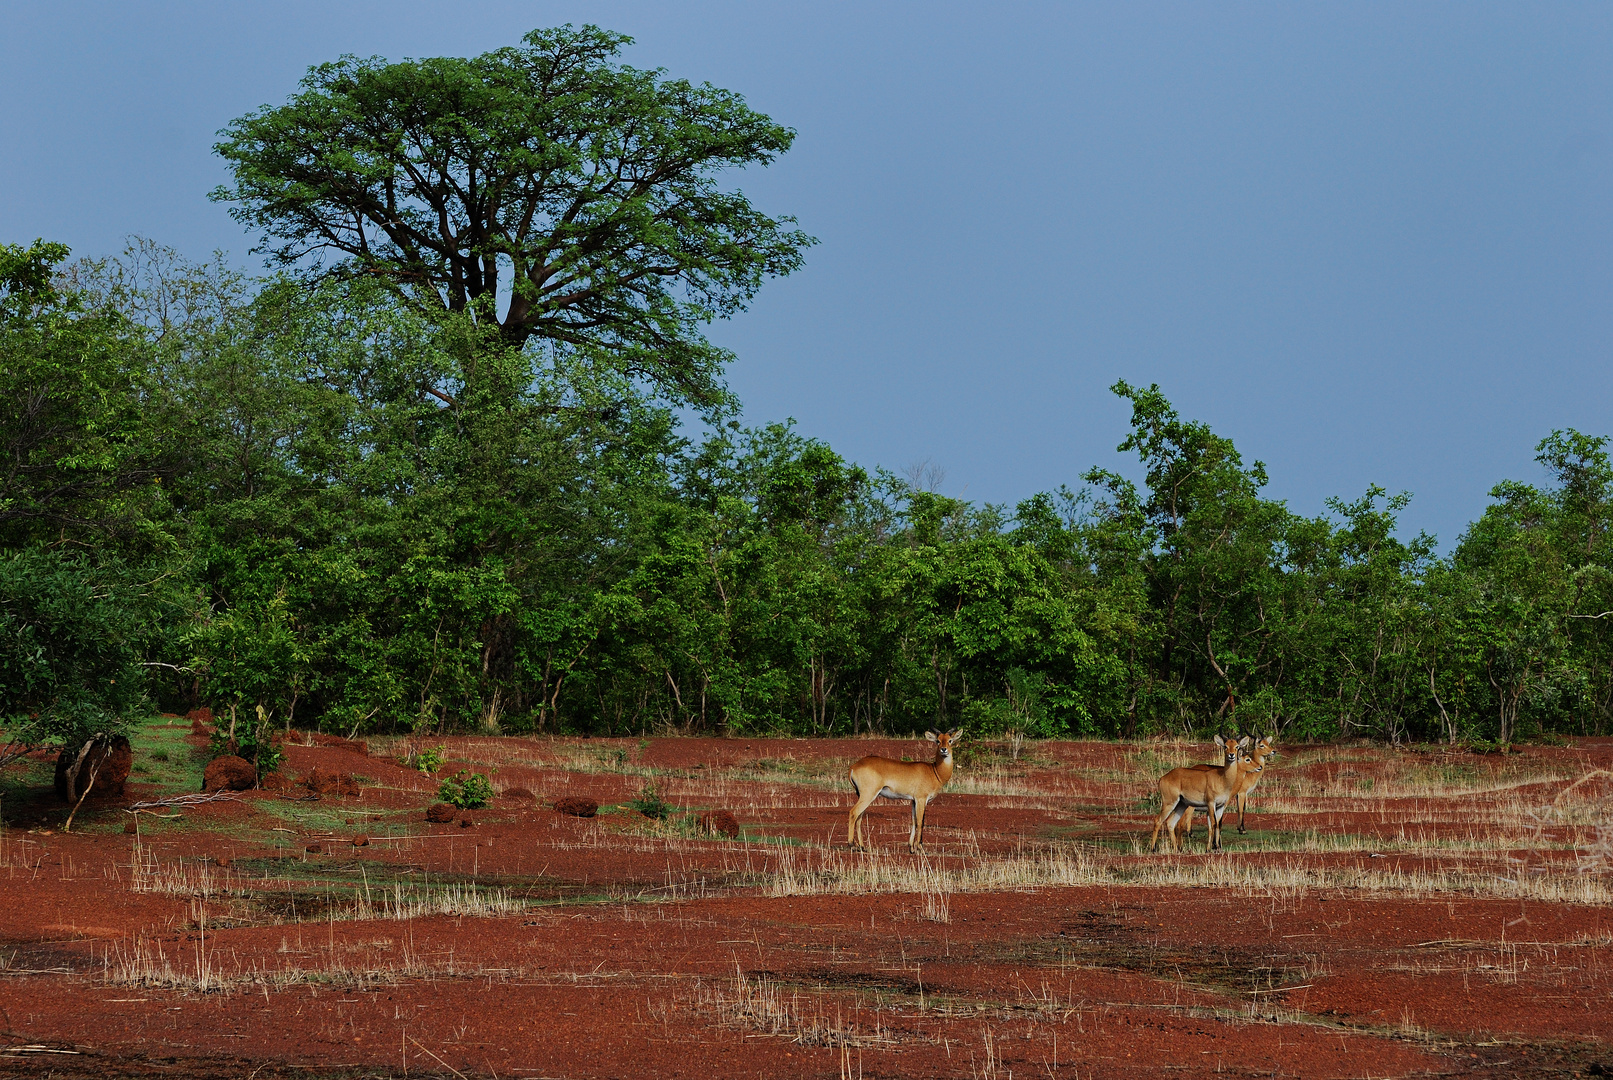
3;2;1609;547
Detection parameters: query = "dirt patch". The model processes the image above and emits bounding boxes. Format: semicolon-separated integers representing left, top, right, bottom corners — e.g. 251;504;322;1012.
294;731;369;756
3;732;1613;1079
698;809;741;837
301;768;361;798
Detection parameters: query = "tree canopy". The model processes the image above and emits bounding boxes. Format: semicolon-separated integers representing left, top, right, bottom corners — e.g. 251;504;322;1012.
7;25;1613;751
7;237;1613;746
212;25;814;411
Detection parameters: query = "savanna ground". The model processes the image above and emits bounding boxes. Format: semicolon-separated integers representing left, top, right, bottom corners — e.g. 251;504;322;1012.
2;719;1612;1079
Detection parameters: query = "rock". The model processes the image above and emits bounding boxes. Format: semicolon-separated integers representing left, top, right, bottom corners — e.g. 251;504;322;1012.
123;818;138;835
54;736;133;802
501;787;535;800
459;817;474;828
202;755;257;792
553;796;598;818
425;802;457;823
352;835;370;847
305;844;322;854
698;810;741;838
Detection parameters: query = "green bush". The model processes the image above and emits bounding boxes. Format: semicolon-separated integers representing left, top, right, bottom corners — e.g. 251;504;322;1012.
0;547;148;748
209;703;283;776
627;782;673;820
437;770;493;809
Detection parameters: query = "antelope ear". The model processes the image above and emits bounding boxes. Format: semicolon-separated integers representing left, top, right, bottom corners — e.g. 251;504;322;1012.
947;728;964;742
925;730;939;742
1214;734;1227;748
1237;735;1252;748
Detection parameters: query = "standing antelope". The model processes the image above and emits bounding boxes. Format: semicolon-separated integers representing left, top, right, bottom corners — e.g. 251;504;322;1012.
1228;735;1276;833
1174;735;1250;843
1148;735;1263;853
847;728;963;852
1180;735;1277;837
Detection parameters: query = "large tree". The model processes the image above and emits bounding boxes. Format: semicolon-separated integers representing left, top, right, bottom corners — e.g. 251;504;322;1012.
212;25;813;409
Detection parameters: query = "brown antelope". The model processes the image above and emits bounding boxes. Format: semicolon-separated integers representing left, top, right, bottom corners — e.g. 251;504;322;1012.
1174;735;1251;843
847;728;963;852
1228;735;1276;833
1181;735;1276;837
1148;735;1263;853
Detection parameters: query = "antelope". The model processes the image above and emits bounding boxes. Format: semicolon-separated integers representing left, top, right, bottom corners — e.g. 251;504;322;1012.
1148;735;1263;853
1227;735;1276;833
1179;735;1277;837
847;728;962;852
1173;735;1250;843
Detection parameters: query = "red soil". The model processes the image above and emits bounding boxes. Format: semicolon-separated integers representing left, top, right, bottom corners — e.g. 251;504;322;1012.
0;734;1610;1078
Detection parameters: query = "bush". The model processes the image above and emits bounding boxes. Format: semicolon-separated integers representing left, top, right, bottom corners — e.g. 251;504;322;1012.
413;744;447;774
627;782;673;820
0;547;148;748
437;769;493;809
209;703;283;776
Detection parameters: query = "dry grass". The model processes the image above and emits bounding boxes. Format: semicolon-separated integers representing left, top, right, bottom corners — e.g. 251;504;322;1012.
351;881;524;920
101;935;471;993
765;845;1104;898
698;968;900;1050
760;831;1613;906
948;766;1042;797
129;844;245;899
124;842;524;923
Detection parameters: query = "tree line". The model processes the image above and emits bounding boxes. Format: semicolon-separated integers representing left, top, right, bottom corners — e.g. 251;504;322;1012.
5;26;1611;751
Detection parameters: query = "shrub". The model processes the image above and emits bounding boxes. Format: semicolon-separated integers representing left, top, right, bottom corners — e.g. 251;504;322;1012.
628;782;673;820
438;770;493;809
209;703;283;776
0;547;147;749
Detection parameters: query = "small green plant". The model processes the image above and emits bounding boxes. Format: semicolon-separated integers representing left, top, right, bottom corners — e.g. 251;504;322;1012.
627;782;673;820
414;745;447;774
150;749;169;763
438;770;493;810
209;703;283;777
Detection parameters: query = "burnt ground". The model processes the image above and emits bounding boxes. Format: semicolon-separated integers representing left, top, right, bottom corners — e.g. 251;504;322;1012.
1;721;1611;1078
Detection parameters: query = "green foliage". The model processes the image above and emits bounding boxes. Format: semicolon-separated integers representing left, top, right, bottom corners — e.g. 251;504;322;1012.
437;770;493;810
10;30;1613;751
209;704;284;777
212;24;814;413
627;782;673;820
0;239;177;547
0;547;150;747
413;745;447;775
